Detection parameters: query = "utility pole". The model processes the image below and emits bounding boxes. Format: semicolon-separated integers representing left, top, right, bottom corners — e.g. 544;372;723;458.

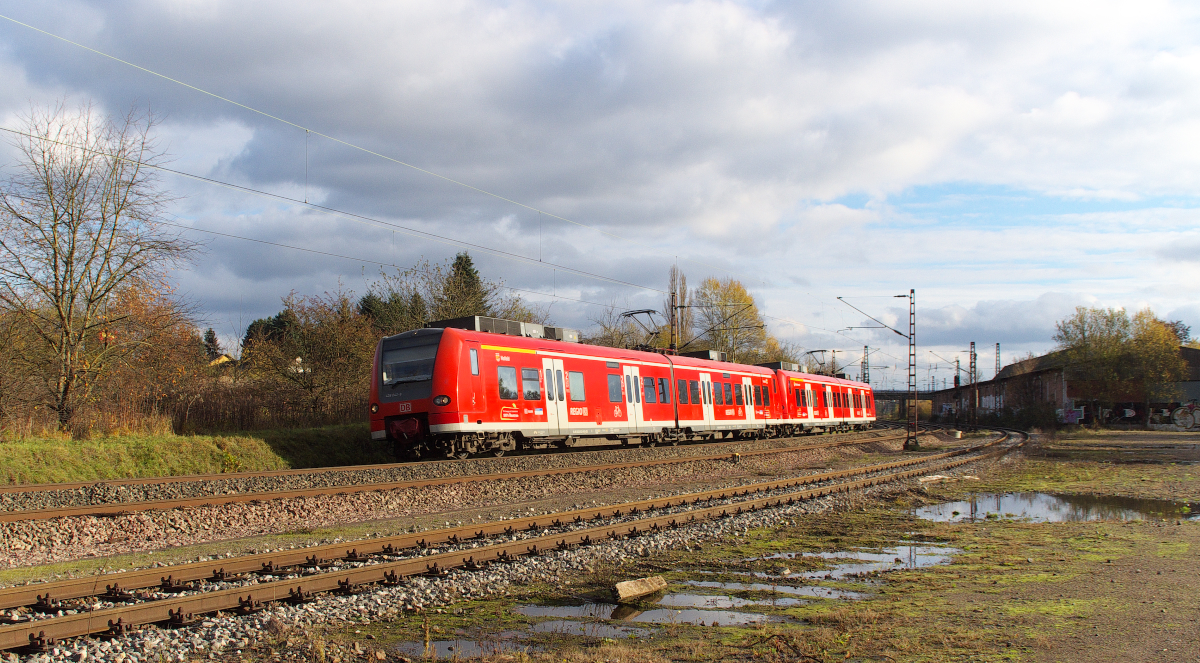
836;290;916;449
969;341;978;431
861;346;869;386
995;342;1001;379
669;288;677;353
955;359;961;387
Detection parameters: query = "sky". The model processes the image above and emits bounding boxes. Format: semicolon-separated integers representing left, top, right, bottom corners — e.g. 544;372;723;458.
0;0;1198;391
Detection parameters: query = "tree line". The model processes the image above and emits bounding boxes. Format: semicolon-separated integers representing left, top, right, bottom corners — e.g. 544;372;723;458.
0;102;805;438
1053;306;1193;426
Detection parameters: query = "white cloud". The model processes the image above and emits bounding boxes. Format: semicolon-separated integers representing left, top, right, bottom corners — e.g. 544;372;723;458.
0;0;1196;358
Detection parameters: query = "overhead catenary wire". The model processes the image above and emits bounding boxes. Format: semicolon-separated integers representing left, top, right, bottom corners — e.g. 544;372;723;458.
154;219;620;312
0;125;666;297
0;12;760;286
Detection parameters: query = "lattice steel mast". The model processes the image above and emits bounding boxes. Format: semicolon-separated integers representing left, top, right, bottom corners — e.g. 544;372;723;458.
904;289;918;450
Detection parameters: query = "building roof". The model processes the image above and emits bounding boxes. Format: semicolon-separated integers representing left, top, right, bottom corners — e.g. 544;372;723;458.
995;350;1069;380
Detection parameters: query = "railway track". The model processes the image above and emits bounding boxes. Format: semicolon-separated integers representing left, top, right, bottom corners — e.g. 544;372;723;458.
0;429;1022;653
1;428;913;523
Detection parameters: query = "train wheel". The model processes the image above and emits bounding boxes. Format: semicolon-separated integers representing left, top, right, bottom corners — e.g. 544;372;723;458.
492;447;506;457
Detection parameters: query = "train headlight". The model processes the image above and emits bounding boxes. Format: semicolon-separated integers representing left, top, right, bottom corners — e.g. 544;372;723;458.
433;395;451;406
370;403;379;414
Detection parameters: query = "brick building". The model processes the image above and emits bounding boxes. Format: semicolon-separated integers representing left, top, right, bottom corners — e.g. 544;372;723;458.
928;346;1200;426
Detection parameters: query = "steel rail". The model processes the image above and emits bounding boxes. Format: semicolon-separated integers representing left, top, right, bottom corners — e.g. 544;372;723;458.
0;435;1012;652
0;432;998;613
0;435;1014;652
0;431;911;523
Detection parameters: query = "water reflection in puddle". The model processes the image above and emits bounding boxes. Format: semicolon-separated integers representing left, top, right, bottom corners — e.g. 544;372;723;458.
684;579;864;599
746;543;960;578
628;608;778;626
656;593;805;609
917;492;1199;523
530;620;649;638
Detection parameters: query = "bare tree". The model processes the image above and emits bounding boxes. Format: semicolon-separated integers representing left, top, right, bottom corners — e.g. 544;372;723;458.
664;265;695;349
0;102;197;430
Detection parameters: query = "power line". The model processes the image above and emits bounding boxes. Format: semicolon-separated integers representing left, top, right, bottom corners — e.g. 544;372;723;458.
0;125;667;297
0;11;760;286
156;220;618;311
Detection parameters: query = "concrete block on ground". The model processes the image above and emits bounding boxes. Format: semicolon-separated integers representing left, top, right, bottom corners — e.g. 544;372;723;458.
614;576;667;602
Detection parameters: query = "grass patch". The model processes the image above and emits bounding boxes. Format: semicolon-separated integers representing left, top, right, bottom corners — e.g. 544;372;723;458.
0;423;391;485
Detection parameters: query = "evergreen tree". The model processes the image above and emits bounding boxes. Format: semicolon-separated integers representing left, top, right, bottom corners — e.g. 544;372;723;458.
202;327;222;360
438;251;489;318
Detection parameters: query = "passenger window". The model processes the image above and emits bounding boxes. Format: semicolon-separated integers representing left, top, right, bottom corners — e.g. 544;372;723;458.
556;370;565;401
763;387;770;407
625;375;634;403
544;369;554;401
735;384;744;406
658;377;670;404
643;377;657;404
569;371;586;401
608;375;623;403
723;383;733;405
522;368;541;400
753;385;762;406
677;378;688;404
713;382;724;405
497;366;519;400
795;388;802;405
469;348;479;375
689;380;701;403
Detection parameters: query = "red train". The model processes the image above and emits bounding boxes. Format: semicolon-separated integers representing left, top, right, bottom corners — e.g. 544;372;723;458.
369;316;876;458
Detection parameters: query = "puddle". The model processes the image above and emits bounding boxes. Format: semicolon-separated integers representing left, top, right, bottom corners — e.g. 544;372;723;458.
394;636;530;659
626;608;778;626
683;579;865;600
917;492;1200;523
516;603;615;619
748;543;961;579
656;592;805;609
530;620;649;638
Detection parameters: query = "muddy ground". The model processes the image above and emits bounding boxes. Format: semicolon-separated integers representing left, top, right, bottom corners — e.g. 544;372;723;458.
174;431;1200;661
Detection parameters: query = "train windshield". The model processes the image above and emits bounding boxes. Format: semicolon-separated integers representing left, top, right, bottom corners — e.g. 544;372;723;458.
379;330;443;401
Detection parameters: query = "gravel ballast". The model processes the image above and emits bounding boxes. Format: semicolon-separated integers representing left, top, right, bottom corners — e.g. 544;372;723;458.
0;431;900;513
1;437;918;569
4;451;1009;663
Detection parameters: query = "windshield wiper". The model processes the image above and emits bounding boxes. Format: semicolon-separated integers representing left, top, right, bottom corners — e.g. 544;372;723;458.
384;376;431;386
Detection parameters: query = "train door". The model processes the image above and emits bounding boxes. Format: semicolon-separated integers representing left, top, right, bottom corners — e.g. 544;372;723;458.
824;386;834;422
742;377;756;424
804;385;814;420
463;341;484;416
699;372;715;429
622;365;645;432
541;357;567;435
